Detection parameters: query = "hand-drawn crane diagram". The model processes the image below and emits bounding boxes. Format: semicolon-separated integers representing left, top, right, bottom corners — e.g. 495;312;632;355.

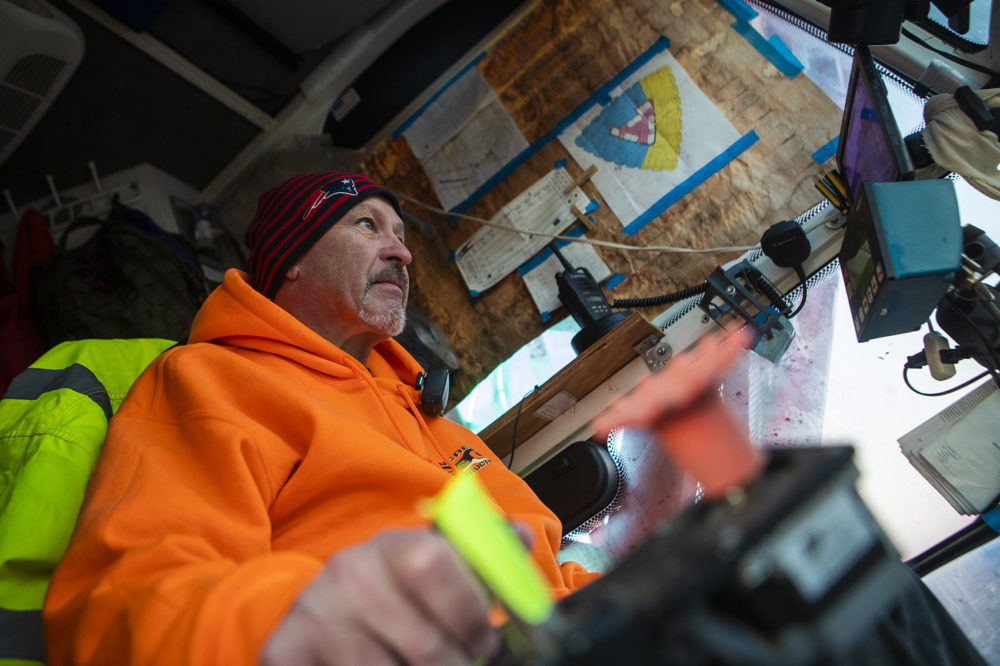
578;65;683;171
559;44;757;234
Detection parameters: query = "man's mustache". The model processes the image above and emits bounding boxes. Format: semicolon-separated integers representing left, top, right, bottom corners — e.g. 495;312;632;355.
366;266;409;295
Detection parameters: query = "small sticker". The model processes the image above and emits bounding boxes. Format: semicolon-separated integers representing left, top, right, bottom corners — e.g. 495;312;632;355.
331;87;361;122
534;391;578;421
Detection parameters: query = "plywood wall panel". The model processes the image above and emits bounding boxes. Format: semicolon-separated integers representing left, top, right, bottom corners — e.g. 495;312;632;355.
363;0;842;408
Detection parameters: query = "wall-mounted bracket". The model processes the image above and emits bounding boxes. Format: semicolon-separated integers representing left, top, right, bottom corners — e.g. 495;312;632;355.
700;259;794;362
637;335;672;371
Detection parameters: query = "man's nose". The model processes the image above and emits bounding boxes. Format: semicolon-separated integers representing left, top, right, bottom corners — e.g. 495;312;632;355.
381;234;412;266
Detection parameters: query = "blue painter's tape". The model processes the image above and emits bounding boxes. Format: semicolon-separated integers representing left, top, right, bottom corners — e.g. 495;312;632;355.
393;53;487;136
540;311;551;322
451;143;538;215
604;273;626;290
517;226;587;275
555;225;586;249
730;21;803;79
716;0;757;22
554;158;567;169
983;504;1000;534
584;198;600;213
518;247;553;275
812;137;839;165
451;36;672;215
623;130;759;236
448;250;456;262
557;35;670;136
766;35;804;78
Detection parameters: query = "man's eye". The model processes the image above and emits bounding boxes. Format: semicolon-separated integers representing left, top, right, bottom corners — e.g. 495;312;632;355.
358;218;376;230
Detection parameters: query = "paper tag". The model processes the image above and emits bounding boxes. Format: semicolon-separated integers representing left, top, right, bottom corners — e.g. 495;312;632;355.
534;391;578;421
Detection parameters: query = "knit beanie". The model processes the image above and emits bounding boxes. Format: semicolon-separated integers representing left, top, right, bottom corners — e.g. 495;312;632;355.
245;172;403;299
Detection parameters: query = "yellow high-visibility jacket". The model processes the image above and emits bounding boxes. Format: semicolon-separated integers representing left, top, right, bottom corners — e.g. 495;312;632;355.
0;338;174;666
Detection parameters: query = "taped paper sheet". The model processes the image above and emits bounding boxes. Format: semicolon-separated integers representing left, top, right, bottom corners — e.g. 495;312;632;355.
403;67;530;211
898;381;1000;515
454;168;591;295
519;227;612;321
557;47;750;234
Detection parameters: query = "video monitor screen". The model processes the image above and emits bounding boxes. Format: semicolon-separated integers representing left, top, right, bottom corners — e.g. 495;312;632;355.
836;46;914;204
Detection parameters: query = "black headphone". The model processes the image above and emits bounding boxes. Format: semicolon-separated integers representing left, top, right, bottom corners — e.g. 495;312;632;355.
414;367;450;417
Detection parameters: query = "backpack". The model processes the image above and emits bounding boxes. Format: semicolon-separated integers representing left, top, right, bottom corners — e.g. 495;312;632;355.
29;201;209;348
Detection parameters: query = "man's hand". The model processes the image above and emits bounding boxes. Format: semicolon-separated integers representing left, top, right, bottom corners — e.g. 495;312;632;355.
260;529;500;666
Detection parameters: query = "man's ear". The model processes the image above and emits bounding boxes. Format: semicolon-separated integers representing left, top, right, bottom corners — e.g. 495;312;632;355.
285;265;301;282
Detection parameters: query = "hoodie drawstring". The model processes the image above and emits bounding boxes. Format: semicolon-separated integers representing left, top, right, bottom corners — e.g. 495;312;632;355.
352;368;450;466
397;386;452;465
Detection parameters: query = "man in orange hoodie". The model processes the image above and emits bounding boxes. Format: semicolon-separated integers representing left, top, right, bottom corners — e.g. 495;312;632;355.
44;172;597;665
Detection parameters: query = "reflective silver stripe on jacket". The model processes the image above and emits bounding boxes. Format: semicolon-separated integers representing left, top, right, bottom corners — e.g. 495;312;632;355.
3;364;112;420
0;607;44;662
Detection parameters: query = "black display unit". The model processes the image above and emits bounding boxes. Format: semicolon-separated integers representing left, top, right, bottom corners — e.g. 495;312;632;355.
835;45;915;205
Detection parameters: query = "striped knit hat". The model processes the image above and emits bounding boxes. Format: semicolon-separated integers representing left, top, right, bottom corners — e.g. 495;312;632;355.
245;172;402;299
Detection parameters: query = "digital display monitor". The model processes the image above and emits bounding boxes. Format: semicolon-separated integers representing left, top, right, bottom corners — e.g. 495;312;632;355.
836;46;914;205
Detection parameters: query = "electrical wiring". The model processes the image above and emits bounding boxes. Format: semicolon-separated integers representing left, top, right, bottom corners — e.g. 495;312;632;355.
903;367;991;396
903;316;999;397
786;267;809;318
612;283;708;309
395;192;759;255
397;193;837;319
944;296;1000;390
507;384;541;470
611;206;834;311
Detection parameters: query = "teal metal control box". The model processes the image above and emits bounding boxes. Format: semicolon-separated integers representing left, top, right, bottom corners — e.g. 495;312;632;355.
839;180;962;342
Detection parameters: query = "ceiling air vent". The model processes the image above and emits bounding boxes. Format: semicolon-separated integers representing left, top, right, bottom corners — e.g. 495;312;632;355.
5;0;53;18
0;0;84;165
6;53;67;95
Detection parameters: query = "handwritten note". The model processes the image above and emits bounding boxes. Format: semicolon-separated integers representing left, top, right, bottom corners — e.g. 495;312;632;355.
454;168;591;295
403;67;529;211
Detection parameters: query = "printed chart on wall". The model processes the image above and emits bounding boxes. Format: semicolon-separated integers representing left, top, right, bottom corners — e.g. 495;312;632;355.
399;62;530;211
558;38;758;235
453;168;592;296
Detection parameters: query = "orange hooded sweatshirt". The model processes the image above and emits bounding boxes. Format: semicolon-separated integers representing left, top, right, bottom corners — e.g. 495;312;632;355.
44;269;597;665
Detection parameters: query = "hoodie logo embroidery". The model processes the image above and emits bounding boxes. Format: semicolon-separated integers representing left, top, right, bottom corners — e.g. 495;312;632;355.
439;446;491;474
302;177;359;220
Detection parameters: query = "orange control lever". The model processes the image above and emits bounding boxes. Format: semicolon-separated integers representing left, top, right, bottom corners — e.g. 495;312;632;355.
591;329;764;500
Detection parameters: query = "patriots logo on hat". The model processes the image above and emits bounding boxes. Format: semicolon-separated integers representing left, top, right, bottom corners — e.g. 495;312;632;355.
302;177;358;220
